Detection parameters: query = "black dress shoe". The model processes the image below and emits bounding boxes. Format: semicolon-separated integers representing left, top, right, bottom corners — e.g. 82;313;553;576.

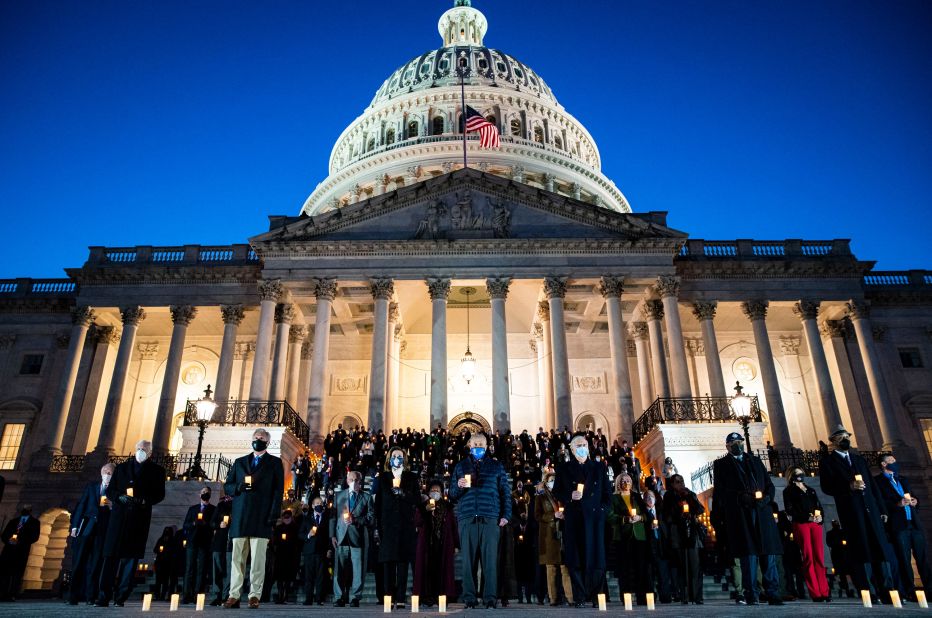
94;600;109;607
573;602;588;608
768;597;784;606
334;599;346;607
695;600;704;604
350;599;360;607
465;601;477;609
486;600;497;609
114;600;125;607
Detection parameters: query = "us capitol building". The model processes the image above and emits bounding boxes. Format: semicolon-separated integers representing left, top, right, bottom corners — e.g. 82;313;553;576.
0;0;929;591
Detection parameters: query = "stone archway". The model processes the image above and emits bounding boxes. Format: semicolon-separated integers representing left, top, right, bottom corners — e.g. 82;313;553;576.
574;410;610;437
447;411;491;436
329;413;364;433
22;507;71;591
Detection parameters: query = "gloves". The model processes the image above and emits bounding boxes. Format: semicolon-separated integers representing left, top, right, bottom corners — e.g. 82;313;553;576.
118;495;132;505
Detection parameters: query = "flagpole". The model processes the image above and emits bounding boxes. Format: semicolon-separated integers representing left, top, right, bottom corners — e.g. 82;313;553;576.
459;50;468;169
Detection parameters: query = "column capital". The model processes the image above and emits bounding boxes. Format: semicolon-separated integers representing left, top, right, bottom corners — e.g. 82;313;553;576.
274;302;297;324
741;300;769;321
643;299;664;321
315;278;339;301
234;341;256;359
537;301;551;322
846;299;870;320
93;325;121;346
258;278;284;302
289;325;307;343
543;276;568;299
655;275;681;298
629;321;649;340
221;304;246;325
684;337;705;356
170;305;197;326
370;277;395;300
597;275;625;299
71;306;96;327
793;300;820;321
137;341;160;360
779;336;801;355
426;277;451;300
529;339;537;353
301;339;314;360
486;277;512;299
819;319;848;340
532;322;544;339
388;302;400;323
120;305;146;326
691;301;717;321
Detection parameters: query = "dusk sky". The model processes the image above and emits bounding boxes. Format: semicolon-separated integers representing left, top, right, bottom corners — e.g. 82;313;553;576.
2;0;930;277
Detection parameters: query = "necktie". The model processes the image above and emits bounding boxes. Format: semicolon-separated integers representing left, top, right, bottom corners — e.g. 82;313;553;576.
888;475;911;521
252;456;260;470
350;492;357;511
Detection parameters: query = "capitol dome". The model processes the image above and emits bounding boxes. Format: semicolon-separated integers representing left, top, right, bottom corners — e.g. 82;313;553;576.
300;0;631;216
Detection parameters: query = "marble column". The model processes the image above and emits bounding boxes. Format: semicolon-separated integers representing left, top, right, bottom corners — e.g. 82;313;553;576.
286;325;306;407
692;301;726;398
741;300;792;448
846;300;905;453
94;306;146;455
599;276;635;442
656;276;691;398
214;305;245;403
630;322;654;412
537;304;556;428
249;279;283;402
152;305;197;453
386;304;400;430
308;279;337;438
427;277;451;431
269;303;295;401
368;278;394;431
644;300;671;399
793;300;843;436
545;276;573;430
296;336;313;419
487;277;512;433
70;326;120;454
48;306;96;452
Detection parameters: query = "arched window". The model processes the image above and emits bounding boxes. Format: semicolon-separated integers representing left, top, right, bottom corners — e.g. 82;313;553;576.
386;128;395;145
432;116;444;135
510;118;521;136
533;126;544;144
554;136;563;150
408;120;419;139
366;137;375;152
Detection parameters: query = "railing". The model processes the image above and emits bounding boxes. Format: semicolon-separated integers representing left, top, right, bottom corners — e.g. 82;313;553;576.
48;455;87;472
633;395;762;443
677;239;850;259
86;244;260;267
50;452;232;482
184;399;310;446
0;278;78;297
691;459;716;493
863;270;931;288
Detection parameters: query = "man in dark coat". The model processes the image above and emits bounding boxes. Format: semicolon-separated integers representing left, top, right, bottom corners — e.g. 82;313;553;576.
819;425;894;601
222;428;284;609
300;495;331;605
874;453;928;601
68;463;114;604
209;495;233;606
330;470;374;607
553;433;612;608
182;486;216;603
96;439;166;606
0;505;41;601
711;432;783;605
643;489;672;603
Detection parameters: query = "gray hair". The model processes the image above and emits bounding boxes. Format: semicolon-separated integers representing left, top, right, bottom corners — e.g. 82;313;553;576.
252;428;271;441
135;439;152;453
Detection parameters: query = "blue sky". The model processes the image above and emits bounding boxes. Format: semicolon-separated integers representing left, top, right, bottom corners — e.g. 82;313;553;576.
1;0;930;277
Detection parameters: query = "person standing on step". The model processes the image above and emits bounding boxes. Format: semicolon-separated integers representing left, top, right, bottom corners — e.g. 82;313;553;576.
182;486;216;604
67;463;114;605
209;495;233;606
374;448;418;609
330;470;373;607
300;495;331;605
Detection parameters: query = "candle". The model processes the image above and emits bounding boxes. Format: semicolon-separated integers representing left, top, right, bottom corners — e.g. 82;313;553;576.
558;506;564;513
623;592;633;611
281;533;287;540
439;595;447;613
223;515;230;524
814;509;821;518
411;595;419;613
196;593;205;611
904;492;912;502
245;475;252;486
464;474;472;488
344;511;350;522
429;498;436;507
842;539;847;546
311;526;318;536
126;487;134;498
142;593;152;611
646;592;655;610
159;545;164;553
99;495;107;507
197;512;203;521
652;519;659;528
754;490;763;500
384;595;392;612
598;593;607;611
518;534;524;541
392;477;401;488
860;590;872;608
11;534;17;542
682;503;689;513
170;593;180;611
576;483;585;496
889;590;902;608
772;513;779;521
630;508;637;517
916;590;928;608
182;539;187;547
854;474;863;482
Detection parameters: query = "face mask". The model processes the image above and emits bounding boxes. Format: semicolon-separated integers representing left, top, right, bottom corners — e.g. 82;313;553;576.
348;482;357;492
283;515;292;523
546;480;555;490
470;447;486;459
390;456;403;468
837;438;851;451
102;474;112;484
793;474;804;483
201;492;211;502
135;449;148;463
885;462;899;474
252;439;268;452
313;505;324;513
574;446;588;459
302;507;309;514
429;491;442;501
728;443;744;456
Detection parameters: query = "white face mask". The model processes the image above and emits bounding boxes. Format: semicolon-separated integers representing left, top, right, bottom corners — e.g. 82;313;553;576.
546;480;555;490
429;491;442;501
135;449;148;463
101;474;111;485
348;482;357;492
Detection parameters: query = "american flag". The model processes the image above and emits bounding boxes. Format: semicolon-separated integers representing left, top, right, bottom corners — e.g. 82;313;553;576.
464;105;500;149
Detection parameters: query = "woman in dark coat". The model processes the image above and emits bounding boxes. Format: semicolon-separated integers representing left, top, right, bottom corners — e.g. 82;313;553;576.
607;473;649;604
783;465;830;601
413;480;459;606
661;474;705;605
534;472;571;605
374;447;419;609
497;502;518;605
271;509;302;604
152;526;176;601
513;508;537;603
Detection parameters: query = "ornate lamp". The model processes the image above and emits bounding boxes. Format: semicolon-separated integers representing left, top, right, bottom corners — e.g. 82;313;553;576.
730;381;753;449
186;385;217;480
460;287;477;383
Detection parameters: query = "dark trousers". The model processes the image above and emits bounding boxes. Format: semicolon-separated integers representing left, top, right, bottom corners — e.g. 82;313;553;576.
183;545;211;600
740;554;778;601
69;533;105;603
568;565;604;605
646;550;672;602
616;539;649;603
675;548;702;602
894;526;930;596
97;557;138;603
459;517;500;604
383;561;409;604
212;550;230;601
303;554;326;603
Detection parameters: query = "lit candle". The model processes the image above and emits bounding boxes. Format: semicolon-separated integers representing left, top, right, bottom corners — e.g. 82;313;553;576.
142;593;152;611
429;498;436;507
630;508;637;518
558;506;564;513
170;593;180;611
196;593;205;611
854;474;863;482
889;590;902;608
245;475;252;486
126;487;134;498
652;518;659;528
439;595;447;613
311;526;318;536
904;492;912;502
598;593;607;611
623;592;633;610
646;592;655;610
197;512;203;521
842;539;847;546
464;474;472;488
223;515;230;524
344;510;350;522
772;513;779;521
99;495;107;507
518;534;524;541
860;590;872;608
11;534;17;542
814;509;821;518
576;483;585;496
411;595;419;613
392;477;401;489
159;545;164;553
682;503;689;514
281;533;287;540
754;490;763;500
916;590;928;608
182;539;187;547
384;595;392;613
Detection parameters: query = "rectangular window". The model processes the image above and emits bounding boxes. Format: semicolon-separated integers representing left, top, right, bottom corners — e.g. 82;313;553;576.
19;353;44;375
921;420;932;464
0;423;25;470
899;347;924;369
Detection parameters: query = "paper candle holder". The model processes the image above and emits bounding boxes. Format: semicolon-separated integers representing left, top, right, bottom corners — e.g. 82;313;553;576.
142;594;152;611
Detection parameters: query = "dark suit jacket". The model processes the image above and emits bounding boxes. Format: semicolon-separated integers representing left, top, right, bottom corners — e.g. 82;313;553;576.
300;510;331;555
874;472;921;534
0;516;41;575
819;450;888;564
329;489;373;548
711;453;782;557
183;503;217;548
71;481;111;538
223;452;284;539
103;458;166;558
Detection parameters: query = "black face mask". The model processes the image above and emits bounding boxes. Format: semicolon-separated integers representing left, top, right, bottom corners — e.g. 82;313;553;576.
728;443;744;457
837;438;851;451
252;439;268;452
313;505;324;514
201;492;211;502
793;474;804;483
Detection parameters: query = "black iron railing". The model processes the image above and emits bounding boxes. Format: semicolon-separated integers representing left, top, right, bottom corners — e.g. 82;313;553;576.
633;395;762;443
50;452;233;482
184;399;310;446
48;454;86;472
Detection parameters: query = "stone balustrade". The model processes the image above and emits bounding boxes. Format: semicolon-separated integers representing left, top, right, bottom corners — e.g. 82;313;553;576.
678;238;851;259
863;270;932;287
0;278;77;297
85;244;258;266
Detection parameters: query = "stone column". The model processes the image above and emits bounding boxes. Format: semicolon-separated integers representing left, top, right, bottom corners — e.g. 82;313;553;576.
644;300;671;399
692;301;726;397
545;277;573;430
295;336;313;420
249;279;283;402
215;304;245;402
846;300;904;453
269;303;295;401
793;300;843;436
537;305;556;427
487;277;512;433
286;325;306;406
427;277;451;431
308;279;337;438
48;306;96;452
741;300;792;448
70;326;120;454
656;276;691;398
630;322;654;412
386;304;400;430
368;278;394;431
152;305;197;453
94;306;146;455
599;276;635;442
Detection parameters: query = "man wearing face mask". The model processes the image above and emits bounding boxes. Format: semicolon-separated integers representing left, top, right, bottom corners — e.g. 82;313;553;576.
819;425;894;603
96;439;166;607
0;505;40;601
553;433;611;608
182;486;217;603
209;495;234;606
300;496;331;605
330;470;374;607
222;428;284;609
711;432;782;605
68;463;115;605
449;432;511;609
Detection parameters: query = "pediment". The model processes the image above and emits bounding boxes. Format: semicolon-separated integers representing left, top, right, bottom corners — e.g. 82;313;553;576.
252;169;685;245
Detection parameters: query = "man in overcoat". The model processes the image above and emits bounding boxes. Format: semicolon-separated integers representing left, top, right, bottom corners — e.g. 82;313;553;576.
330;470;373;606
95;440;166;606
299;495;331;605
222;427;284;609
0;505;41;601
182;486;216;603
711;432;783;605
68;463;114;604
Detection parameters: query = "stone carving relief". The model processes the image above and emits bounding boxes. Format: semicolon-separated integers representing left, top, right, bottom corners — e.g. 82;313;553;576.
414;190;513;239
233;341;256;360
779;336;801;355
732;357;758;382
330;375;369;396
182;362;206;385
572;373;607;394
137;341;160;360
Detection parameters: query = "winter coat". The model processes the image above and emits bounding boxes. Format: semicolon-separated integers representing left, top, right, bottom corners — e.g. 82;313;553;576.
103;457;166;558
711;453;782;558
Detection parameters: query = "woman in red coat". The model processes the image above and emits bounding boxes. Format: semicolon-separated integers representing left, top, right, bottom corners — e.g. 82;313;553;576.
413;480;459;606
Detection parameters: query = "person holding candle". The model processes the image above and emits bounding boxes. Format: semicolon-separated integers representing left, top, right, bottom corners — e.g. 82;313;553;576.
374;448;418;609
222;428;285;609
607;473;649;605
533;471;572;606
782;466;830;602
181;486;216;604
67;463;114;605
330;470;373;607
209;495;234;606
413;480;459;608
300;496;331;605
710;432;782;605
642;490;672;604
152;526;178;602
0;505;40;602
553;433;611;608
662;475;705;605
271;509;302;604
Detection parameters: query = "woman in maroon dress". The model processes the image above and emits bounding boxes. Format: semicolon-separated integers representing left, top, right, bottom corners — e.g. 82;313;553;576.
413;480;460;606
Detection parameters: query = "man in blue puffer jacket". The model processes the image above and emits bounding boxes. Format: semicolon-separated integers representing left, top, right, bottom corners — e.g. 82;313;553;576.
449;432;512;609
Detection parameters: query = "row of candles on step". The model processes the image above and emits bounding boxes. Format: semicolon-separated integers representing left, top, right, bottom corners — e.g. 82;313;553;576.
141;593;205;611
860;590;927;608
380;593;656;612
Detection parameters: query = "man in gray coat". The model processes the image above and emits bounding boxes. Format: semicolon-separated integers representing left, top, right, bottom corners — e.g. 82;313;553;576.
330;470;373;606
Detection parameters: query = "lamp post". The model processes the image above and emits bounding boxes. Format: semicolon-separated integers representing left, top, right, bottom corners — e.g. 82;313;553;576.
460;287;477;384
186;385;217;480
730;380;753;450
